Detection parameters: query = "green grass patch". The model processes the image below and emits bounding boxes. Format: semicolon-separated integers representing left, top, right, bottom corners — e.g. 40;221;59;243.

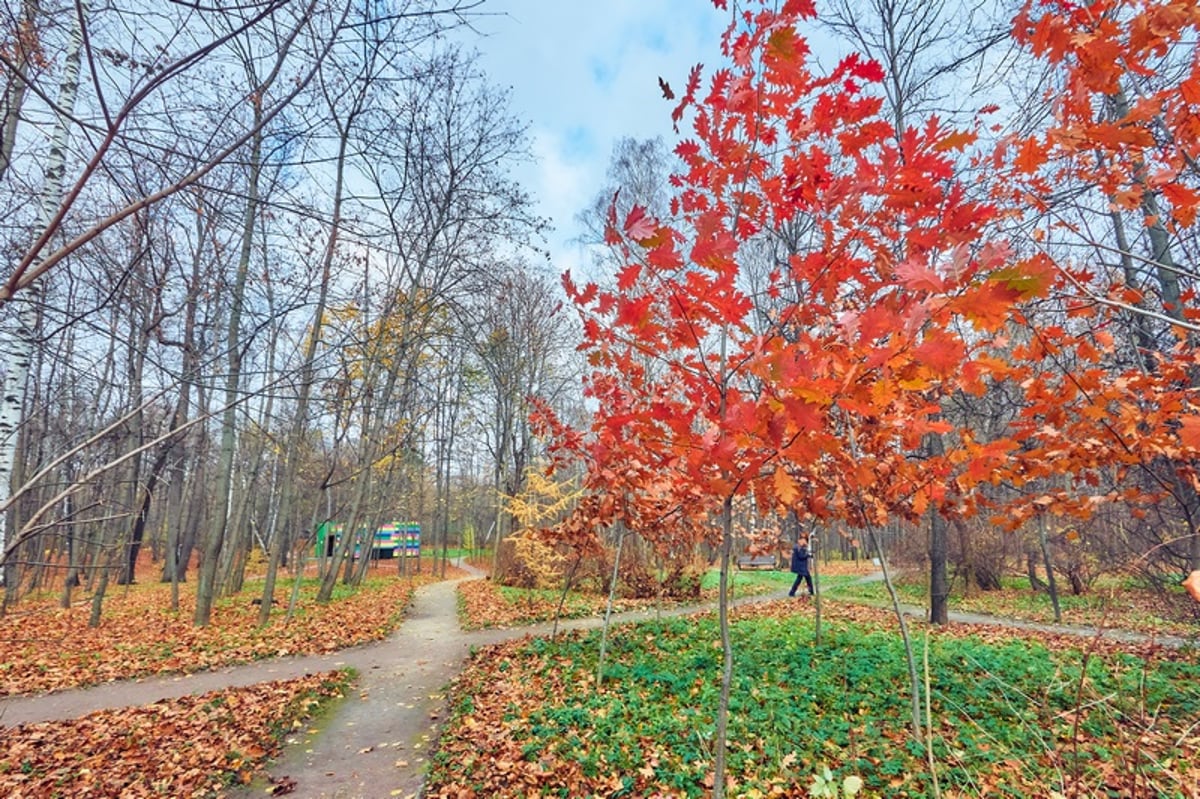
701;567;790;593
429;609;1200;798
702;567;866;596
830;571;1198;636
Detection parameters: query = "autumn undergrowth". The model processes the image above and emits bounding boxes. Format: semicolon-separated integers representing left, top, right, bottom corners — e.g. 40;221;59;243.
457;562;873;631
457;579;667;630
0;669;352;799
427;603;1200;798
0;569;445;696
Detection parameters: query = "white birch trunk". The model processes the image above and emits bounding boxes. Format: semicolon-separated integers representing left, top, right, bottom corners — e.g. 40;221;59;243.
0;2;87;577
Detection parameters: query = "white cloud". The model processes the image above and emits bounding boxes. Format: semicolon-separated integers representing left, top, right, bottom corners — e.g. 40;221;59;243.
527;126;594;273
462;1;728;273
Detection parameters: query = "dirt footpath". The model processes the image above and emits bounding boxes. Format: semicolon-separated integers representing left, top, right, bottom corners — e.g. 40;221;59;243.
0;570;489;799
235;573;763;799
0;566;737;799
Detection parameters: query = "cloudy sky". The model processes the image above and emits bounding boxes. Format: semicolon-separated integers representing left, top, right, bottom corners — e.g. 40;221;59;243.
461;1;730;278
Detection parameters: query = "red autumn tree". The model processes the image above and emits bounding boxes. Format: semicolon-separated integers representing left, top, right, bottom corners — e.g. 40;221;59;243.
980;0;1200;581
541;0;1054;792
536;1;1200;795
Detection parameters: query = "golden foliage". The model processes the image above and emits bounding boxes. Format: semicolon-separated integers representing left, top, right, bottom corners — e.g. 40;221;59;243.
509;532;567;590
501;467;582;531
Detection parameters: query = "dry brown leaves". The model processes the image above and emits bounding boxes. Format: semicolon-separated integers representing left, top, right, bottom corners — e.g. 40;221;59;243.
457;580;570;630
456;579;665;631
0;567;458;697
0;670;348;798
812;560;880;578
424;640;592;799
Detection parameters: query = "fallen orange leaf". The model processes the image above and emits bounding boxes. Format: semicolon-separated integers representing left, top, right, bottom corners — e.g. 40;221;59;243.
1184;570;1200;603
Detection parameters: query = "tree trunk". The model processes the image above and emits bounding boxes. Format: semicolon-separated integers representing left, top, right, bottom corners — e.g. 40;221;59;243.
1109;86;1200;571
595;525;625;685
712;494;735;799
120;446;169;585
318;475;367;602
89;523;118;628
59;479;80;608
193;5;313;620
551;555;582;641
225;265;279;600
1026;548;1048;592
194;115;262;626
1037;514;1062;623
219;443;261;597
88;564;110;629
490;404;510;579
1106;209;1157;370
323;332;406;597
0;0;41;182
812;530;822;646
0;1;86;585
928;509;949;625
160;196;203;599
117;319;147;584
924;431;949;624
172;451;205;586
867;517;923;742
286;497;324;623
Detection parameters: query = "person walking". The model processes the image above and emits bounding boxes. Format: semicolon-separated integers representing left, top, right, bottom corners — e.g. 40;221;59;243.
789;535;813;597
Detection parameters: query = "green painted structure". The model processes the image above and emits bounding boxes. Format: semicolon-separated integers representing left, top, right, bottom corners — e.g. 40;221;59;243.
316;521;420;559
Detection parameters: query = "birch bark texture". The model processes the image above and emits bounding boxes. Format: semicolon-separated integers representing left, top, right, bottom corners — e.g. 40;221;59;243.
0;0;86;575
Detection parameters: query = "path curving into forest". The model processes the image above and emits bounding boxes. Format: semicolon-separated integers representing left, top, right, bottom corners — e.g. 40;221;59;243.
220;567;803;799
840;569;1197;649
1;567;1194;798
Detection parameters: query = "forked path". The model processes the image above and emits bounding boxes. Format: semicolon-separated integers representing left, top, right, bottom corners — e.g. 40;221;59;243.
226;568;755;799
2;570;1193;799
1;568;509;798
215;576;1200;798
0;567;794;799
231;573;476;799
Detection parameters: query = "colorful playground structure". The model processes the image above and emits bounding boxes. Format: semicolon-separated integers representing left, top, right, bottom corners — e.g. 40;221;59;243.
315;520;420;559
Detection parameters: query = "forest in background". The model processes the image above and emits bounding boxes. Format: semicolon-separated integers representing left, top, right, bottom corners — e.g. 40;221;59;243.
0;0;583;625
1;0;1198;645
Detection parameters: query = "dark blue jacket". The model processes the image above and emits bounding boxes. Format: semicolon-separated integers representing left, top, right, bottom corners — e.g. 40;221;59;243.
790;543;810;575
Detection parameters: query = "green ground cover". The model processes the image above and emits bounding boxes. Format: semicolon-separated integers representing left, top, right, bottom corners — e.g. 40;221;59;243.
428;604;1200;798
832;571;1200;637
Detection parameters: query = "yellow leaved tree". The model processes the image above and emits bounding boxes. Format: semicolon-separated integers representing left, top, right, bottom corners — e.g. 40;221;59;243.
498;466;583;597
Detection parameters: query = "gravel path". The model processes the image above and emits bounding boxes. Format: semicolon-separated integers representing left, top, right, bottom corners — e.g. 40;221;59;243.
840;569;1197;649
0;566;780;798
227;574;476;799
